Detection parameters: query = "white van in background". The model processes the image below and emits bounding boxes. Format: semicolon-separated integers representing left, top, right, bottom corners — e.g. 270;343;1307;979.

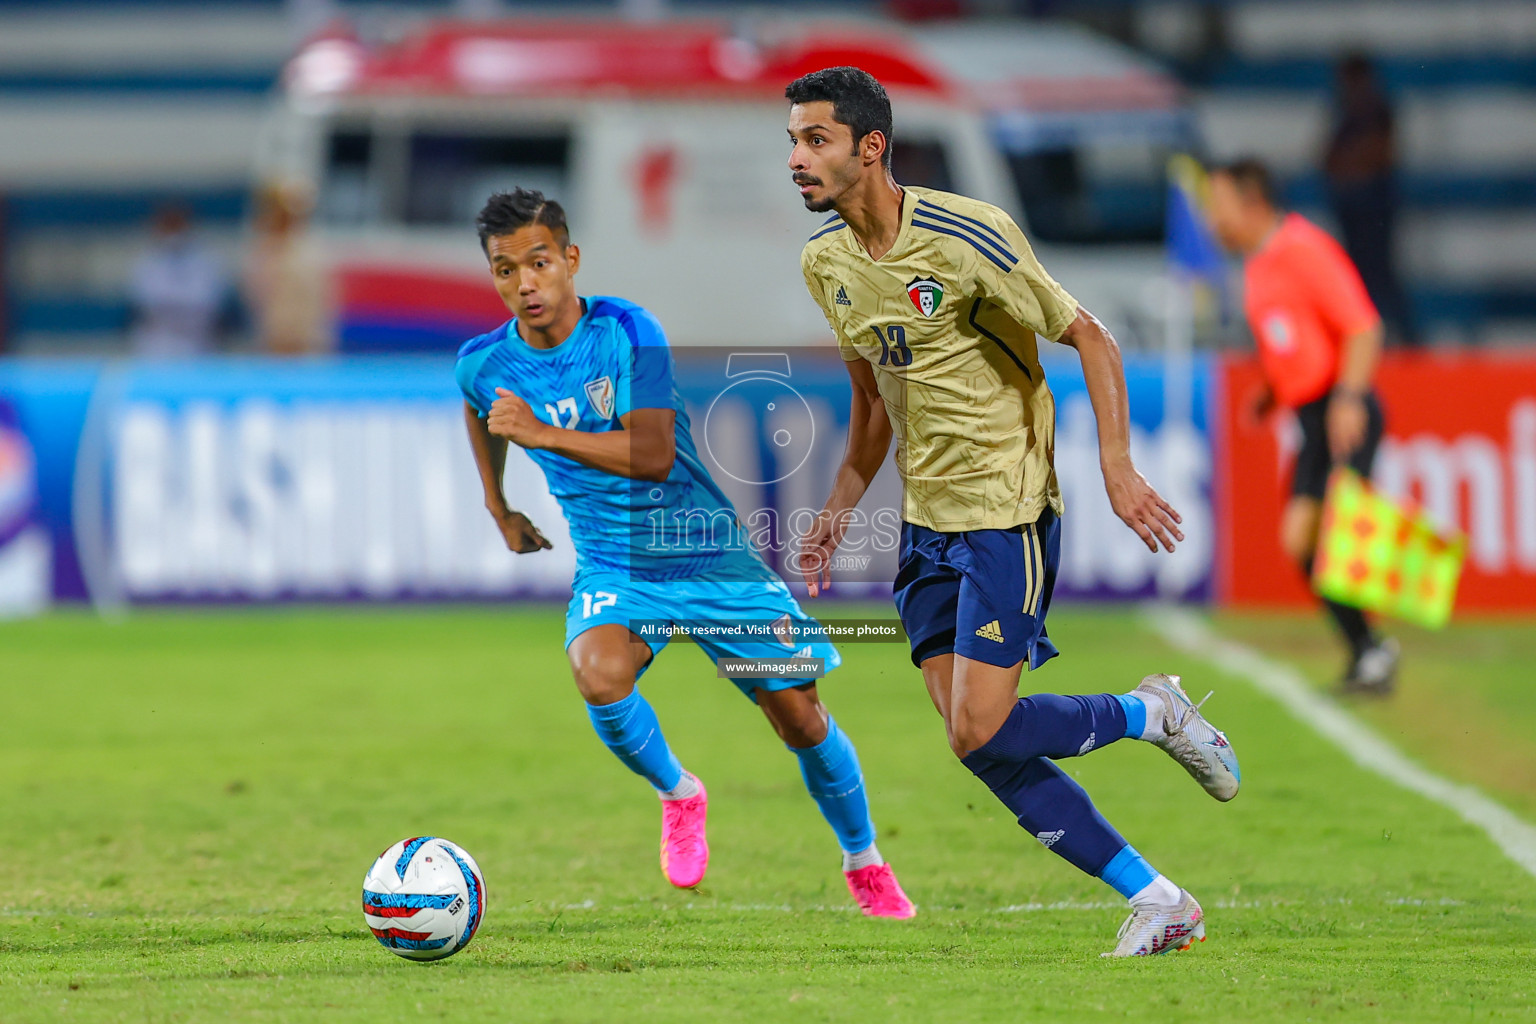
258;16;1191;352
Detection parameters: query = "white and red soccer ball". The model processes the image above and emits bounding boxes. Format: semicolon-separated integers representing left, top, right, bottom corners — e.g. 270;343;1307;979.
362;837;486;962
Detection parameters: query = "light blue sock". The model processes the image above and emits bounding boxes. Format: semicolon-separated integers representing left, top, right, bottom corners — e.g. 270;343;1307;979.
585;689;684;792
789;717;876;854
1114;694;1147;741
1099;844;1158;899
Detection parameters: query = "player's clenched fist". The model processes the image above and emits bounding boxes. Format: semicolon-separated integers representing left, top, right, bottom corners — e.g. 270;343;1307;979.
488;387;550;448
491;508;553;554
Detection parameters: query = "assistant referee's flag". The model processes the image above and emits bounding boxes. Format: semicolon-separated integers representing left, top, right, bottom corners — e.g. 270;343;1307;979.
1312;469;1466;630
1165;154;1226;283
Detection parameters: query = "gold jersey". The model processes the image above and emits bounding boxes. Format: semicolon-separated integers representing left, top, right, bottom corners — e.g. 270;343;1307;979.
800;185;1079;531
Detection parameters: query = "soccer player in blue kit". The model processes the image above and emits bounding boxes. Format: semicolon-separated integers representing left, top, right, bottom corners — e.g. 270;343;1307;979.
455;188;915;917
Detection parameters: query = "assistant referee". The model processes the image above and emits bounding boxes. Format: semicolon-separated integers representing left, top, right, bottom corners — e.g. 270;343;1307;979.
1208;158;1398;694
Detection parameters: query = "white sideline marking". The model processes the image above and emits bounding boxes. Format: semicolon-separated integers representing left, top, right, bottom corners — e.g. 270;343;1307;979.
1143;605;1536;880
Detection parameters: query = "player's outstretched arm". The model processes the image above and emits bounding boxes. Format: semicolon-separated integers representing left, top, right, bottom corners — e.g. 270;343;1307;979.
464;401;553;553
489;387;676;482
1056;309;1184;553
799;358;893;597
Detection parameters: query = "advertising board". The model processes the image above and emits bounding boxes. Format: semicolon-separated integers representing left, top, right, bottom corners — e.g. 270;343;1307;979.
1;350;1215;606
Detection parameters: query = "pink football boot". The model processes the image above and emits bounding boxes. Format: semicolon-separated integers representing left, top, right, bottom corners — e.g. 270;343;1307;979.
844;862;916;919
659;776;709;888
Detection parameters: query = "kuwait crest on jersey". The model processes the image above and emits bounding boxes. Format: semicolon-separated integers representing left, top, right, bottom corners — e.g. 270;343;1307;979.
584;376;615;419
906;275;943;317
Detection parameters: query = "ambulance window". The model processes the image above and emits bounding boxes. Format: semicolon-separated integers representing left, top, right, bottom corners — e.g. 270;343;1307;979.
892;140;954;193
317;128;377;225
404;132;571;225
1008;141;1167;244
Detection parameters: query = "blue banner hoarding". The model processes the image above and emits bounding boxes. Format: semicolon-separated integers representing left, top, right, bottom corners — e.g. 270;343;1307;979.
0;349;1213;606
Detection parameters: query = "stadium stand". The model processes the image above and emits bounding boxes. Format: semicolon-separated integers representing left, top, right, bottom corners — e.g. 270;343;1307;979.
1;0;1533;350
1119;0;1536;344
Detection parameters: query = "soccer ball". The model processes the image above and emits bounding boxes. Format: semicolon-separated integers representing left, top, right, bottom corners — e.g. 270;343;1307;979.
361;836;486;962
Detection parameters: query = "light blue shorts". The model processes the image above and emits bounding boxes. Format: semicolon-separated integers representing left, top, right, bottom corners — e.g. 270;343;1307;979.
564;571;842;701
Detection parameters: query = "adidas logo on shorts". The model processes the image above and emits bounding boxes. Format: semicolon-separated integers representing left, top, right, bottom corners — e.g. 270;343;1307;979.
1036;829;1065;849
974;620;1005;643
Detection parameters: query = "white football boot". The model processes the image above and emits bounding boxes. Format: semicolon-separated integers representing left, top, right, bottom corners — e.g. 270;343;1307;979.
1343;637;1400;696
1135;673;1241;802
1103;889;1206;958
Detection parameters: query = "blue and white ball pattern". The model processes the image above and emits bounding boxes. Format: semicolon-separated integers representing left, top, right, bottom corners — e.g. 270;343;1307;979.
362;837;486;961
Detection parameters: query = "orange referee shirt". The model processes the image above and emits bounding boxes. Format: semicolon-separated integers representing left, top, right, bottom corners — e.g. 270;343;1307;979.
1243;213;1380;409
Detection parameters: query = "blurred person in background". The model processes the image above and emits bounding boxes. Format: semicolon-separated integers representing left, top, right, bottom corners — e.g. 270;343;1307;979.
127;204;230;358
1323;52;1418;347
1209;157;1399;696
245;182;333;355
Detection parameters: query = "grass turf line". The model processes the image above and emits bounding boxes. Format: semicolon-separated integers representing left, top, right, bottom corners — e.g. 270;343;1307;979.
1213;610;1536;821
1;608;1533;1022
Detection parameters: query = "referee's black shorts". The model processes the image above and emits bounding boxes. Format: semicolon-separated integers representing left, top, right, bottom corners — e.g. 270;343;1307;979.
1290;391;1385;500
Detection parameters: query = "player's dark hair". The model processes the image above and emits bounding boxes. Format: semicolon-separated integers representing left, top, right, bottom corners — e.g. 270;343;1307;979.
475;188;570;252
1212;157;1280;209
785;66;894;169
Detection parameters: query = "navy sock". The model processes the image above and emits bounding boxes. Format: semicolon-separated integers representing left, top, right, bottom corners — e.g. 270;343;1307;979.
788;717;876;854
585;689;684;792
977;693;1129;761
959;749;1129;877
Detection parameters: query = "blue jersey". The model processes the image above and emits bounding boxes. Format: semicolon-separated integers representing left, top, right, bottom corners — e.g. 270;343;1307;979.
455;295;771;583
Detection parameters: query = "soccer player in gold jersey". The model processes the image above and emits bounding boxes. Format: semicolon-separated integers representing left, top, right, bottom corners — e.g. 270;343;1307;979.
786;67;1242;956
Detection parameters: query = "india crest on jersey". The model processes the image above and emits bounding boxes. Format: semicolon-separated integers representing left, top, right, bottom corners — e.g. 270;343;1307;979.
584;375;615;419
906;275;943;318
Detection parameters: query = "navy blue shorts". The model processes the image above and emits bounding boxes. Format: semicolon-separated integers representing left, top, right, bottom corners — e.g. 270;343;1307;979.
892;509;1061;671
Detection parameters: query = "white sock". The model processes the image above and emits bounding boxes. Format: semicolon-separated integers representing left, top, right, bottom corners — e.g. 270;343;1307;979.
657;772;700;801
842;843;884;872
1134;692;1167;741
1128;873;1182;910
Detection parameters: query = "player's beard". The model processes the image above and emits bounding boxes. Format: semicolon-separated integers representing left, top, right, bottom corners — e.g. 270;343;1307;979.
801;180;835;213
797;157;859;213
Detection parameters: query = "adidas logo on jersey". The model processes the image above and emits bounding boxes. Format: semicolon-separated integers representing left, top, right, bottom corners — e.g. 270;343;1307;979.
1036;829;1065;849
792;645;814;659
974;620;1005;643
835;285;852;306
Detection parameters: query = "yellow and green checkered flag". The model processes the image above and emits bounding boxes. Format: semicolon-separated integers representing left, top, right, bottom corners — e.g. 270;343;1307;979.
1313;469;1466;630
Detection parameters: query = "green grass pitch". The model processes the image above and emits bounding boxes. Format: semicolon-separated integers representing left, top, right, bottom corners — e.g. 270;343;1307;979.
2;607;1534;1022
